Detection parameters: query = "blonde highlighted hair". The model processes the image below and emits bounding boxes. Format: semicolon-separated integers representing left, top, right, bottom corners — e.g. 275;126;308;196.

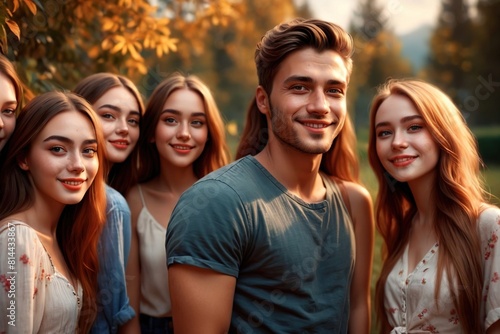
368;79;487;333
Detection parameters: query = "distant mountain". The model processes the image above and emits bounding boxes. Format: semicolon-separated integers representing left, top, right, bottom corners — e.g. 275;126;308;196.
398;25;433;73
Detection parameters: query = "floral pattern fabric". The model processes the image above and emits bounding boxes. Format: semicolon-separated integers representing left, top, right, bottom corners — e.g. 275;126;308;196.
385;206;500;333
0;221;82;333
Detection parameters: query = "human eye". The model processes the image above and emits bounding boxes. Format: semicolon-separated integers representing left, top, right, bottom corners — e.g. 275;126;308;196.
377;129;392;138
327;87;344;96
191;119;205;127
163;117;177;125
49;146;66;155
408;124;423;132
128;118;140;127
100;113;115;120
1;108;16;116
290;84;307;92
83;147;97;157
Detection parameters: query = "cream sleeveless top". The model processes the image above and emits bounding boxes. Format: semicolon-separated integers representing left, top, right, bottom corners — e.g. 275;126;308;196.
137;185;171;317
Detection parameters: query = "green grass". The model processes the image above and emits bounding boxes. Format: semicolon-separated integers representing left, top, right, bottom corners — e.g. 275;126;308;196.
483;165;500;205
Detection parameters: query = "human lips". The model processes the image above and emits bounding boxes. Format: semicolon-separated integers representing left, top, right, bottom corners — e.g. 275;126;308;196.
109;139;130;149
389;155;417;167
59;178;86;191
300;120;333;130
171;144;193;153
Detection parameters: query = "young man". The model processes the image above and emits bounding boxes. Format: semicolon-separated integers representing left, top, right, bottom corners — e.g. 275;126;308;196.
166;18;374;333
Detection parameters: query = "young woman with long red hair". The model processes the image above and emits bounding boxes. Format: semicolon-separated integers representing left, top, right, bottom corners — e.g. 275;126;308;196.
368;79;500;333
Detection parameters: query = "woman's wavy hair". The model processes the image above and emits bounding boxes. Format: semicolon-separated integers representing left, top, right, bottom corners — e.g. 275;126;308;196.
368;79;486;333
235;18;359;182
138;72;230;182
0;91;107;332
73;72;145;196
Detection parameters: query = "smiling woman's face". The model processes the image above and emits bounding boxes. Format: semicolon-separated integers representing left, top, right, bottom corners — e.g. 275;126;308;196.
0;73;17;152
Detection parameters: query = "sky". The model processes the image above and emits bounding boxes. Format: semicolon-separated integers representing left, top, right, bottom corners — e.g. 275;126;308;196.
299;0;442;35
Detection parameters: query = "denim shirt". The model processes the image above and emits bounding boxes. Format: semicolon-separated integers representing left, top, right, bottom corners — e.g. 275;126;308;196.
91;185;135;333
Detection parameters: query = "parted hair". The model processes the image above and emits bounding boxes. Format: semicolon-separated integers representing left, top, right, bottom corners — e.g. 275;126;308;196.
138;72;230;182
73;72;145;196
368;79;486;334
0;91;107;332
235;18;359;182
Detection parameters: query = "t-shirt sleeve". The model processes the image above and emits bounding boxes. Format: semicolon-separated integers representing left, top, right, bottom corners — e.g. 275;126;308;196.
165;179;249;278
480;206;500;329
0;222;47;333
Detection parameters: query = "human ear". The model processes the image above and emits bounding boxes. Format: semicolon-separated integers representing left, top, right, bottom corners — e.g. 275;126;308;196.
18;156;29;171
255;86;270;115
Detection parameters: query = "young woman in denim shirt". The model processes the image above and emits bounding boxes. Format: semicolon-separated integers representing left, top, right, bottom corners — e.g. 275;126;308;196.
74;73;145;333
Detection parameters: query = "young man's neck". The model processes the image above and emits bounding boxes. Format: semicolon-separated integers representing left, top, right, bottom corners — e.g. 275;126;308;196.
255;145;326;203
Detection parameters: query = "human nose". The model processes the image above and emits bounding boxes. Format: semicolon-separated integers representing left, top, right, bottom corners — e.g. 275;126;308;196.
306;90;329;115
391;130;408;150
0;116;4;129
176;122;191;140
116;117;129;135
67;152;85;173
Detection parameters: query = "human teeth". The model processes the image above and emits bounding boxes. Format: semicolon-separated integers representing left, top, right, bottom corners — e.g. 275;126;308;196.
304;123;325;128
173;145;190;149
393;157;413;163
63;181;82;185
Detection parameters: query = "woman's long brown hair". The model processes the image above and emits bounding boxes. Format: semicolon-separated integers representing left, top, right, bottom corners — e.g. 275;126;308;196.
0;91;107;332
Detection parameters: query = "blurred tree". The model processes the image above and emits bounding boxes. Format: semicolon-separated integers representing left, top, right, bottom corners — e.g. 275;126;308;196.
143;0;303;130
424;0;474;114
349;0;412;128
470;0;500;125
1;0;241;94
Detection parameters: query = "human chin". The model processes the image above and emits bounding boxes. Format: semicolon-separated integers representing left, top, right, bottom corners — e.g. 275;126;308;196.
106;143;130;163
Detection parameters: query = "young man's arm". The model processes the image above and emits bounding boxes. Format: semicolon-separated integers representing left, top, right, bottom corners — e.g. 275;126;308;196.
169;264;236;333
344;181;375;334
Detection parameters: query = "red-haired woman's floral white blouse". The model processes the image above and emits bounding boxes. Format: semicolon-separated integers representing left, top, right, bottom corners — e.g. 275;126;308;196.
384;206;500;333
0;221;82;333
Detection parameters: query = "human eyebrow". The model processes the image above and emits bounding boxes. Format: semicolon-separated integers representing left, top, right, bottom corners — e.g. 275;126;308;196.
374;121;390;129
283;76;313;85
375;115;423;128
162;109;206;118
283;76;346;88
97;104;121;112
401;115;423;123
161;109;180;115
43;136;97;145
129;110;141;117
191;112;206;118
